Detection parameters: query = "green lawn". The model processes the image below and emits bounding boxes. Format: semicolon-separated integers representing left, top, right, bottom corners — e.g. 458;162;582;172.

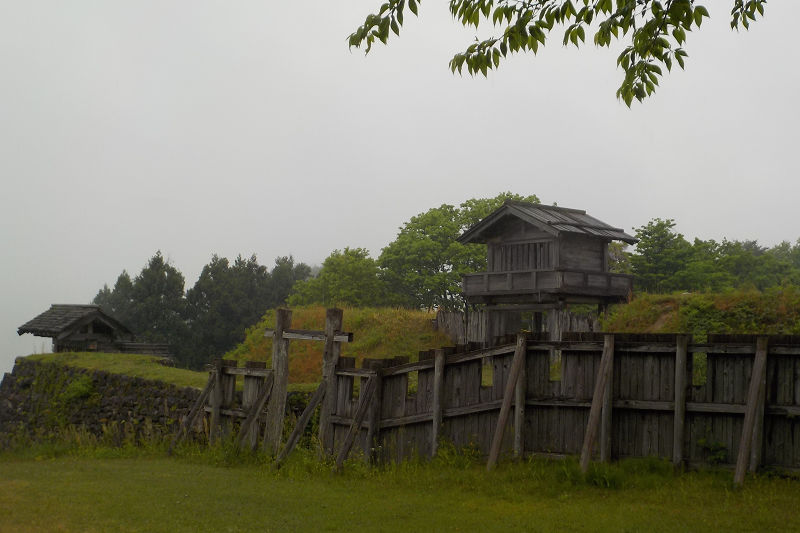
1;450;799;532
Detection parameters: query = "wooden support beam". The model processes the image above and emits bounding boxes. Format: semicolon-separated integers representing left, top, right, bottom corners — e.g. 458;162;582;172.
487;333;527;471
264;328;353;343
514;351;527;458
334;375;379;471
431;349;446;458
319;308;344;456
263;308;292;456
274;379;327;467
167;373;215;455
236;372;275;449
735;337;768;484
580;334;615;473
673;335;688;467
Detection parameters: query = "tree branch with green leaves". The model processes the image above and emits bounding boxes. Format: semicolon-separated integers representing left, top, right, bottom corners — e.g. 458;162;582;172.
348;0;766;106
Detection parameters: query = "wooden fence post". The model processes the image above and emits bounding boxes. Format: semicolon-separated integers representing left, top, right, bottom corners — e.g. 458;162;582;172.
749;338;769;473
735;336;768;484
319;308;344;456
513;337;527;458
672;335;688;467
431;349;446;457
487;333;527;471
263;308;292;456
580;334;614;473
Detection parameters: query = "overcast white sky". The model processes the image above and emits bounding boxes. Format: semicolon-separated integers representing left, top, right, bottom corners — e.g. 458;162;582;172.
1;1;798;375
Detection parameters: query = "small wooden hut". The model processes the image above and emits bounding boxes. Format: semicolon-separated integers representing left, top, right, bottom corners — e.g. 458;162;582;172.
18;304;170;356
457;201;637;341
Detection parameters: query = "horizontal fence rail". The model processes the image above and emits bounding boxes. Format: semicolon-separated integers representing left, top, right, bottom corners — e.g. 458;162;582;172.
328;333;800;478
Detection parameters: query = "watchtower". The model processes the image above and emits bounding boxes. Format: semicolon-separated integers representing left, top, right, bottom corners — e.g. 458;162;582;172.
457;201;637;341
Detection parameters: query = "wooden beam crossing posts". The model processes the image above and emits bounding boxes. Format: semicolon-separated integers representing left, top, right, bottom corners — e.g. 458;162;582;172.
487;333;527;471
672;335;689;467
431;349;446;457
319;308;345;456
274;379;327;467
734;336;769;485
580;334;615;473
263;309;292;455
334;374;379;471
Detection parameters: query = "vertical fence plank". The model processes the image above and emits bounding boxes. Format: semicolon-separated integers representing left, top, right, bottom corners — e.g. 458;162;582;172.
318;308;344;456
487;334;527;471
580;335;615;473
749;337;770;473
600;344;614;463
263;309;292;455
241;361;266;449
673;336;688;467
209;359;223;444
735;337;768;484
364;361;384;464
431;349;445;457
514;342;527;458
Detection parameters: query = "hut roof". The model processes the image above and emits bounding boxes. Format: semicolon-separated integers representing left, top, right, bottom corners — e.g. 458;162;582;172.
458;200;638;245
17;304;133;338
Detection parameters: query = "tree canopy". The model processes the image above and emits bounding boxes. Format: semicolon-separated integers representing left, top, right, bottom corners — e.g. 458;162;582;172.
348;0;766;105
94;252;311;369
629;219;800;293
289;247;393;308
378;192;540;309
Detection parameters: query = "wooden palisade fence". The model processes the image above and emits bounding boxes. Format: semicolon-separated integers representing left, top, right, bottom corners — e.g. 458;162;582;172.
328;332;800;483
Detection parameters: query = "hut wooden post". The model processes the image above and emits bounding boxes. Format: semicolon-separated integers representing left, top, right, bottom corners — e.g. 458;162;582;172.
319;308;344;456
430;349;446;457
580;334;614;473
263;309;292;456
735;336;768;484
487;333;527;471
672;336;689;467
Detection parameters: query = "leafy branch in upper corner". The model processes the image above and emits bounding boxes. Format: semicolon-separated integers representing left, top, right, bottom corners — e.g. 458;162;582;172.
347;0;766;106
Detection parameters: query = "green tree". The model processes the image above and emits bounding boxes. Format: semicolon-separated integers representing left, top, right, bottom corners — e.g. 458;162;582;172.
127;252;189;350
267;256;312;308
93;270;134;325
348;0;765;105
184;254;273;368
289;248;392;307
630;219;692;292
379;192;539;309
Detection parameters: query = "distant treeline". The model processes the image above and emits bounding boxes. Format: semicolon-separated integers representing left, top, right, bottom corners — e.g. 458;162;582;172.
93;252;309;369
94;195;800;369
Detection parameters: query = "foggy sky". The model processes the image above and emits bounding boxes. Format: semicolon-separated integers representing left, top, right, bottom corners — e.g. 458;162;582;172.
2;1;798;374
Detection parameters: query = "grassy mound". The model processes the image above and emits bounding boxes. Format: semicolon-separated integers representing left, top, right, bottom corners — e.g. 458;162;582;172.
602;287;800;336
225;307;452;384
24;352;209;389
